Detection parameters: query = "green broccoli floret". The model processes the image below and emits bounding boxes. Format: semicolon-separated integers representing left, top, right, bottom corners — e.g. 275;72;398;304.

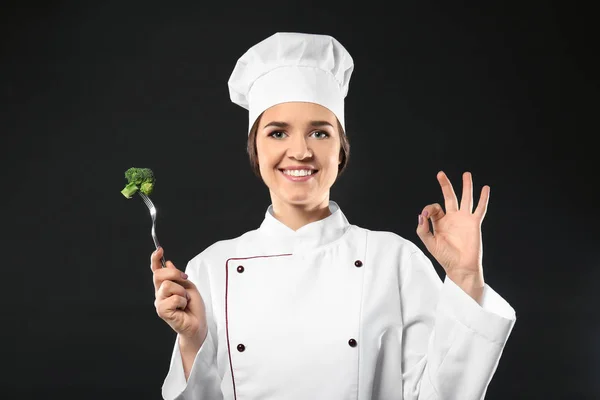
121;182;139;198
122;167;155;198
140;181;154;196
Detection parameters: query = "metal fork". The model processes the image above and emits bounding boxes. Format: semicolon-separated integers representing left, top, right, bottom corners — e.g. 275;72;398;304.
139;192;166;268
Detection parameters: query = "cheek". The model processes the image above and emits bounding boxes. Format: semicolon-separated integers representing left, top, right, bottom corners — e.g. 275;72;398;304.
256;150;270;169
256;146;276;177
255;142;265;165
325;147;342;167
256;141;282;167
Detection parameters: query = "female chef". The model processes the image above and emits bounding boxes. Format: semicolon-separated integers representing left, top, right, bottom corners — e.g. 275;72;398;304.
150;32;517;400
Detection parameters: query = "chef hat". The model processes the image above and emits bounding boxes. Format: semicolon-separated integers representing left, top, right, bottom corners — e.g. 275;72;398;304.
228;32;354;134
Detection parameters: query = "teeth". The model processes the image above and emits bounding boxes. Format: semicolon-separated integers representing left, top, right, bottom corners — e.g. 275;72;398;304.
282;169;314;177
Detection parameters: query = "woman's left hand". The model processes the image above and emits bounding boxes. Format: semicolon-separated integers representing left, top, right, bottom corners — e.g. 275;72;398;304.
416;171;490;301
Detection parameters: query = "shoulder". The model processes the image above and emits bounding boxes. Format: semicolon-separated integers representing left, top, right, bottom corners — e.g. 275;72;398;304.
351;224;423;257
352;225;437;284
187;228;260;267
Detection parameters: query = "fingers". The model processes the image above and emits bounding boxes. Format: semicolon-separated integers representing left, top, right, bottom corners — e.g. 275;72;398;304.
155;274;190;315
460;171;473;213
474;185;490;220
416;210;432;237
437;171;459;212
416;203;445;251
155;292;189;317
152;260;188;292
156;279;190;302
422;203;445;223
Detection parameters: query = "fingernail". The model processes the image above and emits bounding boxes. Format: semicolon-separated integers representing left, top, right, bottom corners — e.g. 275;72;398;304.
181;272;188;279
186;292;190;300
418;215;423;225
423;210;429;218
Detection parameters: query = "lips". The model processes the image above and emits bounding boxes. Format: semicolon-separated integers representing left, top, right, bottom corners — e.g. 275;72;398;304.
278;169;319;181
278;166;318;171
278;169;318;173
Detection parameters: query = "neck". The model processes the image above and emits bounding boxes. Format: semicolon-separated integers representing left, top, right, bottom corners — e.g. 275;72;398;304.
270;195;332;231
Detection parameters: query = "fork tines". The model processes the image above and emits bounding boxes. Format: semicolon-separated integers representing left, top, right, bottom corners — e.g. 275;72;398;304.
139;192;154;209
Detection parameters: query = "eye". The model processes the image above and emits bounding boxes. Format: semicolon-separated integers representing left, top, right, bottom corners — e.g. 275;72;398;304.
311;130;330;139
268;131;287;139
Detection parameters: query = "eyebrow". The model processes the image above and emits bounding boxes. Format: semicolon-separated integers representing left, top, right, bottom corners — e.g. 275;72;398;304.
262;120;334;130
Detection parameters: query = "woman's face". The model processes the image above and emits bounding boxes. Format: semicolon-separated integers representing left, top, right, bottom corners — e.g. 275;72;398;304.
256;102;342;208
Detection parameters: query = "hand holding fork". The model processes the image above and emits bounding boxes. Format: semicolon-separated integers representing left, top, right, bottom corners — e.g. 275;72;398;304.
141;192;209;345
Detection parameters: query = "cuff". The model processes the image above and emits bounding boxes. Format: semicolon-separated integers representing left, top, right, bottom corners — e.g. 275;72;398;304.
162;330;217;399
439;276;517;345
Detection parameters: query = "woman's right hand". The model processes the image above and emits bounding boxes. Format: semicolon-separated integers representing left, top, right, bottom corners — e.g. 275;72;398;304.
151;247;207;345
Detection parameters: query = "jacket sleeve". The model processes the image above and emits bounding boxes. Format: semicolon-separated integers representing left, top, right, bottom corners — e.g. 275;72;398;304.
161;258;223;400
400;247;516;400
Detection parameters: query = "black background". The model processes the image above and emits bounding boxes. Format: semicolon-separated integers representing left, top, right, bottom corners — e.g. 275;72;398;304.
3;0;597;399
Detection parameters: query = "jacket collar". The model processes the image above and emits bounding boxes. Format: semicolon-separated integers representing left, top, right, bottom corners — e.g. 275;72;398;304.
257;201;350;254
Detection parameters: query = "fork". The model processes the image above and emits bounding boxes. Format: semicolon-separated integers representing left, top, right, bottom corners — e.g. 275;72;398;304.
139;192;166;268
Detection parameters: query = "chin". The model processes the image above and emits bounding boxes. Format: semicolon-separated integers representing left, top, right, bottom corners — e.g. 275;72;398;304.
282;195;313;204
276;190;318;205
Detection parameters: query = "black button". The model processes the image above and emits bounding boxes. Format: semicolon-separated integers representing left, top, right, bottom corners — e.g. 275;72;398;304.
354;260;363;267
237;344;246;352
348;339;357;347
237;265;244;273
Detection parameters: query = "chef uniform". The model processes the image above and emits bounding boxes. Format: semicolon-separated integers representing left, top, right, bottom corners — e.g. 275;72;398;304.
161;33;516;400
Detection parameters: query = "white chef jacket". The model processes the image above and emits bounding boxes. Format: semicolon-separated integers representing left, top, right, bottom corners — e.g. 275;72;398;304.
161;201;516;400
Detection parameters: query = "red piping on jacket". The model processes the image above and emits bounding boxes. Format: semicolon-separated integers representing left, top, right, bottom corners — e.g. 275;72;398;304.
225;254;293;400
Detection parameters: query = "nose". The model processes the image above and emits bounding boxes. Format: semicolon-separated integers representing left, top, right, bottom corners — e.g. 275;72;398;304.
288;135;313;160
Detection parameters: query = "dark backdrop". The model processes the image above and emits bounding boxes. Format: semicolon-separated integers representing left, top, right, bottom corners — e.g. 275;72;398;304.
2;0;597;399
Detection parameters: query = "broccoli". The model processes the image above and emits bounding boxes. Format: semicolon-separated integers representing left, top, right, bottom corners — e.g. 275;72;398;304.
121;167;155;198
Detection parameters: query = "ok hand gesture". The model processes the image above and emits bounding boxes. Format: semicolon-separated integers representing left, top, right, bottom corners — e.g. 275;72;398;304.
416;171;490;301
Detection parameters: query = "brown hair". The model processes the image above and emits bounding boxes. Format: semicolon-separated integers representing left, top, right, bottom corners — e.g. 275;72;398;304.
246;113;351;179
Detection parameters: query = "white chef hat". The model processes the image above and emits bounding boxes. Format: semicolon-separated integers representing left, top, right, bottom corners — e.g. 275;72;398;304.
228;32;354;135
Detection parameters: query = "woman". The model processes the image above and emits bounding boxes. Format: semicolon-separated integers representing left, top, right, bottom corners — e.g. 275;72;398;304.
151;32;516;400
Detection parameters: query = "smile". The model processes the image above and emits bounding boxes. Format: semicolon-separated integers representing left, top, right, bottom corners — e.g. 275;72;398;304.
279;169;318;182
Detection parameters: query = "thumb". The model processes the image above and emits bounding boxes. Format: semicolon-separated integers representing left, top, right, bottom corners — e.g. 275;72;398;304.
151;246;168;271
156;247;176;270
416;210;435;252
